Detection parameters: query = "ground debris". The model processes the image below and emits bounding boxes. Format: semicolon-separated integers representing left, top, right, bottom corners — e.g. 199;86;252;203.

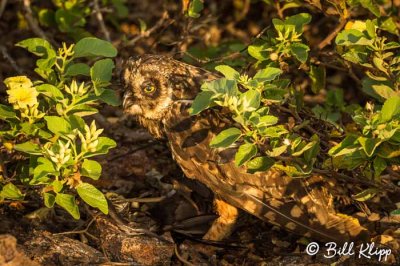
22;231;107;265
95;214;175;265
0;234;39;266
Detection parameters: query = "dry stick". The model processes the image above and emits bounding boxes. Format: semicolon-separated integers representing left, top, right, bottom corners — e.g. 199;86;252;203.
124;11;170;47
0;45;23;74
318;18;347;50
0;0;7;19
313;168;400;192
174;244;196;266
22;0;56;46
182;24;271;64
93;0;110;41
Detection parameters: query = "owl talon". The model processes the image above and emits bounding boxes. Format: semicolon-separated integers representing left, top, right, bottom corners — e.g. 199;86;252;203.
203;199;239;241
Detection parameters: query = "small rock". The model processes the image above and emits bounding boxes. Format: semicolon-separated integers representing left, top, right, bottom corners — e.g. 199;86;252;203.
0;234;39;266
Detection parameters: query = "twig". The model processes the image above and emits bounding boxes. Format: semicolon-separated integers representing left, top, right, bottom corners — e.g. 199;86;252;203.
275;1;283;19
113;190;176;204
318;18;347;50
93;0;110;41
0;154;8;179
0;0;7;19
22;0;56;46
174;244;196;266
124;11;171;47
53;217;99;241
179;24;270;65
0;45;23;74
313;168;400;192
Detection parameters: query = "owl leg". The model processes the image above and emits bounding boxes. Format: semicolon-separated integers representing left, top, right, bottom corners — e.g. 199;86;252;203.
203;198;239;241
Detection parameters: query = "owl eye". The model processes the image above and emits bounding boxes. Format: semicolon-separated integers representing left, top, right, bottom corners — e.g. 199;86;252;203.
143;85;156;94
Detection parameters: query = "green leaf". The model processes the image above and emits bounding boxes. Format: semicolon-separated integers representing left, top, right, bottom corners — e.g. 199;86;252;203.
210;127;242;148
335;29;370;46
361;77;396;102
377;142;400;158
215;65;239;80
16;38;56;70
253;67;282;82
380;96;400;122
309;65;326;93
352;188;378;202
81;159;102;180
267;145;287;157
285;13;312;33
90;59;115;95
189;91;214;115
98;89;121;106
36;84;63;100
0;183;24;200
66;105;98;117
329;135;358;156
372;56;388;75
45;116;72;135
38;8;56;27
290;43;309;63
76;182;108;214
14;141;42;155
73;37;117;58
43;192;56;208
373;156;387;178
377;17;398;35
0;104;16;120
292;140;318;157
274;163;309;177
55;8;86;33
65;63;90;76
272;18;285;33
67;115;86;131
51;180;64;193
32;157;57;184
390;209;400;216
202;78;238;97
304;135;320;162
247;156;275;173
84;137;116;157
260;125;288;138
258;115;278;127
16;38;54;57
55;193;80;219
359;0;380;17
357;137;381;157
235;143;257;166
188;0;204;18
240;90;260;112
248;42;269;61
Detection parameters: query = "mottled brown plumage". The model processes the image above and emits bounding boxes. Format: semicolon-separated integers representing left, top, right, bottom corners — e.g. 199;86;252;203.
121;54;369;243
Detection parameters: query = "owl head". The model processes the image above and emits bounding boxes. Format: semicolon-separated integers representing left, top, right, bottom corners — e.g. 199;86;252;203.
121;54;216;137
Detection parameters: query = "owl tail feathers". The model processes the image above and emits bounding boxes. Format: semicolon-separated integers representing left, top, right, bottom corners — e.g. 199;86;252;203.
234;192;370;244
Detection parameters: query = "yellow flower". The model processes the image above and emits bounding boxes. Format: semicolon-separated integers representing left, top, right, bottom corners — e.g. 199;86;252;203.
7;87;39;107
4;76;33;90
5;76;38;108
345;20;367;32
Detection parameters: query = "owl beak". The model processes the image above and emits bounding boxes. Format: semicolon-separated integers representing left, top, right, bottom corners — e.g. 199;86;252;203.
123;92;142;115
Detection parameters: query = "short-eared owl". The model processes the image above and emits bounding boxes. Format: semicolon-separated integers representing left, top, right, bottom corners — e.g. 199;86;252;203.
121;54;369;243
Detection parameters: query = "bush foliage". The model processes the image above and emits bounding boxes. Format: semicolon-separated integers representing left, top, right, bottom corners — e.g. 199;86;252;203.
0;37;119;218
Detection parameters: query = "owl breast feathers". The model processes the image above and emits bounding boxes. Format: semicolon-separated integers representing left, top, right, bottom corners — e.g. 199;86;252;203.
121;54;370;243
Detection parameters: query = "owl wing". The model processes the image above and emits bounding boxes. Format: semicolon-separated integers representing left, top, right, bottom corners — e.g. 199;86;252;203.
164;101;370;243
